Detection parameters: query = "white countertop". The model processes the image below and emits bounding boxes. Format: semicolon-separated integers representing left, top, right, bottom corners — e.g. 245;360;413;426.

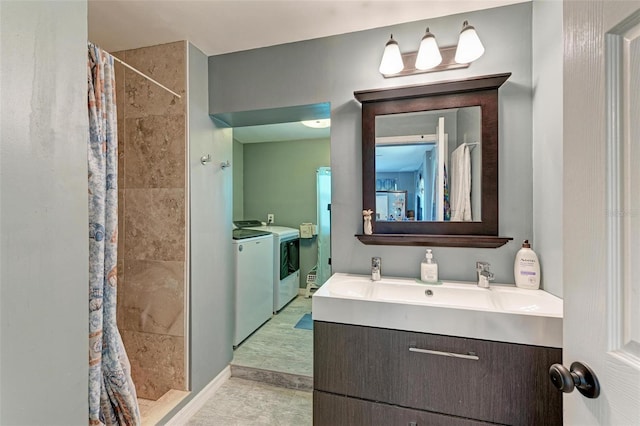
312;273;563;348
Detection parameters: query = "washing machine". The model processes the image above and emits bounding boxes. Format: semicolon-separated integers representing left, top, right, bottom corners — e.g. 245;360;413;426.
234;220;300;313
232;228;274;347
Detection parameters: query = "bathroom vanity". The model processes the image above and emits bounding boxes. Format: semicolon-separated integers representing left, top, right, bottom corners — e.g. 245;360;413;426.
312;273;563;425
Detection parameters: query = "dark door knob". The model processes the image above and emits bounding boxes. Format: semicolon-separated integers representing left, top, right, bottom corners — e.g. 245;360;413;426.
549;361;600;398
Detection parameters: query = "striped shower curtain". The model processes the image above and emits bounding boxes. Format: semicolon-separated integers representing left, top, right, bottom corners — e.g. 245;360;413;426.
88;42;140;426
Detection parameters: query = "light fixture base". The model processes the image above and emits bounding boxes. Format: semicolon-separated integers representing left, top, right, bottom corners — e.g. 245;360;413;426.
381;46;469;78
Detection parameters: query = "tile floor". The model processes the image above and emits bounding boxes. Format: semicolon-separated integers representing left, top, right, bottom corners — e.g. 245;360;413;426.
186;377;312;425
184;295;315;424
138;389;189;425
231;295;313;378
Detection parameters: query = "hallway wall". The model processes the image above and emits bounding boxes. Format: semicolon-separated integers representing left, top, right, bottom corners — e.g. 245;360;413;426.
0;1;89;423
242;138;330;288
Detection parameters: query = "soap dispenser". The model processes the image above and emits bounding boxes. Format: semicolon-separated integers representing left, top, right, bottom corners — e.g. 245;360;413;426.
421;249;438;284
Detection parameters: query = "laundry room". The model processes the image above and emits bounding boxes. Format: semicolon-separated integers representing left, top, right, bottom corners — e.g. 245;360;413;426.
231;110;331;296
226;106;331;386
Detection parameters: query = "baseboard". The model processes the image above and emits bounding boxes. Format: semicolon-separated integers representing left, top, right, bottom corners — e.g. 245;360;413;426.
164;365;231;425
297;288;316;297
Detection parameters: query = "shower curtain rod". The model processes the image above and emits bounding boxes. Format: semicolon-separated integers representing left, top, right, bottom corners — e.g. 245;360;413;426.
111;55;182;98
95;45;182;99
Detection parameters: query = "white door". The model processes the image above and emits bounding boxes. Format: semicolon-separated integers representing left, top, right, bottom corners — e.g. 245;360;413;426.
563;2;640;424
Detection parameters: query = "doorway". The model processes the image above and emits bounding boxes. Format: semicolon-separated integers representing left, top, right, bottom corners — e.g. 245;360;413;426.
217;103;331;386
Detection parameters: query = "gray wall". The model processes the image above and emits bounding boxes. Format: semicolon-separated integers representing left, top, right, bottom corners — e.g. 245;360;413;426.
187;43;234;394
0;1;89;423
232;139;244;221
532;0;563;297
242;138;331;287
210;2;533;284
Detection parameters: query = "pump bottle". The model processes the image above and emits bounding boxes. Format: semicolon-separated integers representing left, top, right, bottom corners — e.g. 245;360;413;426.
514;240;540;289
421;249;438;284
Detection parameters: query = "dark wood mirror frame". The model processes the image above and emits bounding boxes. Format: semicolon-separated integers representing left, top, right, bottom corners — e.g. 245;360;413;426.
354;73;513;248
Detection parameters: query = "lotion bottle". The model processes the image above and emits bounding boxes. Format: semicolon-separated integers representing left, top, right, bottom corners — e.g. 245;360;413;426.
421;249;438;284
514;240;540;289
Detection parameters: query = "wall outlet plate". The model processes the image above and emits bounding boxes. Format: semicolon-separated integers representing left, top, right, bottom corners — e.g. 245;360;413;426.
267;213;274;224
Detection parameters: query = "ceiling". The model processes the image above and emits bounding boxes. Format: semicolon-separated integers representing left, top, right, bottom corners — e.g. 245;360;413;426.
88;0;528;56
88;0;527;143
376;143;435;173
234;121;330;144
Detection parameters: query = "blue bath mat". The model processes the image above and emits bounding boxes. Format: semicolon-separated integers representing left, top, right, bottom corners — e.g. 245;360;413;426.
294;313;313;330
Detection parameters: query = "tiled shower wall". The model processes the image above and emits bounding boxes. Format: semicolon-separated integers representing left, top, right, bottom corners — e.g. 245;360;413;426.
114;41;187;400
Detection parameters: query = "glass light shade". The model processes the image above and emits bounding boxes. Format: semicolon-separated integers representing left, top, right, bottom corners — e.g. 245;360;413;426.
379;35;404;75
301;119;330;128
415;28;442;70
454;21;485;64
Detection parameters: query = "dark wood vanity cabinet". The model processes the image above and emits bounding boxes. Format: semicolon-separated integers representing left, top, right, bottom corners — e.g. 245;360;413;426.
314;321;562;426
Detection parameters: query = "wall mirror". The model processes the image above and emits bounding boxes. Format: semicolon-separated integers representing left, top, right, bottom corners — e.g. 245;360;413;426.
355;73;512;248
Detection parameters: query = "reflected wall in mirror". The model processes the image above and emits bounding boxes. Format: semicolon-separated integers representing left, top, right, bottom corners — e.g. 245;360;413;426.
375;107;481;222
355;73;513;247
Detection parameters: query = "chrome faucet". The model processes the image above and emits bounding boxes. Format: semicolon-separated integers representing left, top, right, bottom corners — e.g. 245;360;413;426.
476;261;494;288
371;257;381;281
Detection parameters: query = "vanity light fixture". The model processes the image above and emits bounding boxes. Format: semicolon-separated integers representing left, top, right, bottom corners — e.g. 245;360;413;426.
378;34;404;75
301;118;331;128
454;21;485;64
379;20;484;78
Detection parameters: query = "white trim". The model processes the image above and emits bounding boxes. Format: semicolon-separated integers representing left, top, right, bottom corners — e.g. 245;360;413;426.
375;134;437;145
605;30;623;353
184;40;191;391
164;366;231;425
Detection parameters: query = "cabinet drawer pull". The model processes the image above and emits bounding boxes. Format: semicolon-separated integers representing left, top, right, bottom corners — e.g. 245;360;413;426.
409;347;479;360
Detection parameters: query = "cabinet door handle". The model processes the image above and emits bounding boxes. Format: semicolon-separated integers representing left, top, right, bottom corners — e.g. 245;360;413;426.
409;347;479;361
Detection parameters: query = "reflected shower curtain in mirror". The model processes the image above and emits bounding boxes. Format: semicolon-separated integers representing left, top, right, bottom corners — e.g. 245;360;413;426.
88;42;141;426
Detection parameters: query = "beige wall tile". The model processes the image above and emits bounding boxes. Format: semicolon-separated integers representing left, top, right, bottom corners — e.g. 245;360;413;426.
113;51;125;124
123;41;186;119
121;260;184;336
124;188;185;261
117;189;125;262
117;259;126;331
116;52;126;264
121;330;186;400
115;41;187;399
124;115;186;189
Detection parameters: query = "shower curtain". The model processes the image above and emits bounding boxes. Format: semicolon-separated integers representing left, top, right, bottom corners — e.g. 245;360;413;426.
88;42;141;426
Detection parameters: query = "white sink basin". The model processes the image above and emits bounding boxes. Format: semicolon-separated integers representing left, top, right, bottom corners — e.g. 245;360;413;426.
313;273;563;348
372;281;496;310
491;286;563;315
326;277;372;299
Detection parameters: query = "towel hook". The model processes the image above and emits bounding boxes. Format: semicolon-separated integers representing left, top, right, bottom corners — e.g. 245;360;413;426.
200;154;212;165
221;160;231;170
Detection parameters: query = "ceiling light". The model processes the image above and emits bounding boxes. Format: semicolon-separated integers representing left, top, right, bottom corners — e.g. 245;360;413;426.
301;119;331;128
378;34;404;75
415;27;442;70
454;20;485;64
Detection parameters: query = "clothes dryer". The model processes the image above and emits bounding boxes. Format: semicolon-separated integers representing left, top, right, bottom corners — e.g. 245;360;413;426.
234;220;300;312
